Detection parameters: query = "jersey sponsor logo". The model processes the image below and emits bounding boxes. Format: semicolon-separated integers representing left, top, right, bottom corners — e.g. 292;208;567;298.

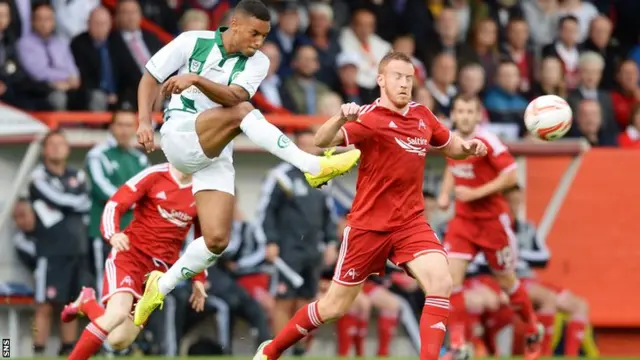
277;134;291;149
449;163;475;179
157;205;193;227
394;137;427;156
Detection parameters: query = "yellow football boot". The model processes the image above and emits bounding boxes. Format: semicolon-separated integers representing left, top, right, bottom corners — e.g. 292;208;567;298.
133;270;165;326
305;148;361;188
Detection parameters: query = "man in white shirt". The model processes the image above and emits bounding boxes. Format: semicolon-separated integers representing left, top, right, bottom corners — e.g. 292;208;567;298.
134;0;360;326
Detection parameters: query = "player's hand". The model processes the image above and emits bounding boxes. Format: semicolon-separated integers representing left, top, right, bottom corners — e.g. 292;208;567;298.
109;233;130;251
339;102;360;122
137;120;155;153
189;280;208;312
454;186;481;202
461;139;487;157
161;74;198;98
265;243;279;263
436;193;450;210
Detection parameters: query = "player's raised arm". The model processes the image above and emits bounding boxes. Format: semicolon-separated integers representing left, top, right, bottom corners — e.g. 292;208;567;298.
314;102;361;147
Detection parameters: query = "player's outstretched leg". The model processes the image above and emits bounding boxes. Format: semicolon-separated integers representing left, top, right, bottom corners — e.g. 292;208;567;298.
494;272;542;360
135;190;234;326
556;290;590;356
525;280;558;355
405;252;452;360
368;286;401;356
65;290;139;360
194;102;361;187
254;281;363;360
446;258;472;359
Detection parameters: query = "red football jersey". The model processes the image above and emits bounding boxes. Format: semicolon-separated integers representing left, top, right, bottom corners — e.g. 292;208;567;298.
101;163;199;266
446;128;516;219
341;100;452;231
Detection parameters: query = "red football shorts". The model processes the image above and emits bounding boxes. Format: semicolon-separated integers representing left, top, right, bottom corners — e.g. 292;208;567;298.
237;273;272;301
333;217;446;286
444;213;517;272
101;247;170;305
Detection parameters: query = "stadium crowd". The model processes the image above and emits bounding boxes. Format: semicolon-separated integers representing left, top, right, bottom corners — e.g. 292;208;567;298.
3;0;633;357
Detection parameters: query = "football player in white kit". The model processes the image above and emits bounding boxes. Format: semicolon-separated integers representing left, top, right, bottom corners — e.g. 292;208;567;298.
133;0;361;326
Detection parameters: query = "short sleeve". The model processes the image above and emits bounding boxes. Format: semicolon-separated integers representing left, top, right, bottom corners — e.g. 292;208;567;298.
145;33;193;82
427;111;451;148
341;117;376;146
484;137;517;173
231;52;269;99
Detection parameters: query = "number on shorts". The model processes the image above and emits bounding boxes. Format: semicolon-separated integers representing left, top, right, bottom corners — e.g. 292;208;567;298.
495;246;514;268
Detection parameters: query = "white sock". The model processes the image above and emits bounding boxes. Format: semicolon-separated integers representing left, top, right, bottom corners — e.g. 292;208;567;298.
157;237;219;295
240;109;321;175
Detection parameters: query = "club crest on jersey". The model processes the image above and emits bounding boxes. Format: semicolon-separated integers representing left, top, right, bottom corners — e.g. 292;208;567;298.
418;119;426;129
189;59;202;73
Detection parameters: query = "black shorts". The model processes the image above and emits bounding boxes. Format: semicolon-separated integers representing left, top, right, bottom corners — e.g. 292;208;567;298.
34;255;93;304
275;254;322;300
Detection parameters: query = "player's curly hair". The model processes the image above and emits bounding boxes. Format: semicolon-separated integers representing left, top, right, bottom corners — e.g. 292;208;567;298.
235;0;270;22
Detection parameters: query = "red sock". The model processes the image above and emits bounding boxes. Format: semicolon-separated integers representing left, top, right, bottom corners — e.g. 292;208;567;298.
377;312;398;356
336;314;357;356
68;322;108;360
81;299;105;321
420;296;450;360
508;281;538;332
263;301;323;359
449;287;467;347
354;317;368;356
564;317;586;356
537;312;555;355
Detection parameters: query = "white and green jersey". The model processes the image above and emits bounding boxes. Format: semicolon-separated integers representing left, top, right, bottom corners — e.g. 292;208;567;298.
145;28;269;118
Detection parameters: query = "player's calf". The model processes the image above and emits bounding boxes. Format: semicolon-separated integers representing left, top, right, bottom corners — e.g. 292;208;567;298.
557;291;590;356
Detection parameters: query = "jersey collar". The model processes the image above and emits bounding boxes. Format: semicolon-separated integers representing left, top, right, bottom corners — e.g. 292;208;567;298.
215;27;242;60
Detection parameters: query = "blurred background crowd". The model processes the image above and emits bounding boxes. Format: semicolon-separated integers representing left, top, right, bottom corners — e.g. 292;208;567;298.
1;0;638;357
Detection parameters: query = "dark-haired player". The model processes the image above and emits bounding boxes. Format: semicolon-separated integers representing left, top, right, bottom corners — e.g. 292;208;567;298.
134;0;361;326
254;51;488;360
437;96;542;360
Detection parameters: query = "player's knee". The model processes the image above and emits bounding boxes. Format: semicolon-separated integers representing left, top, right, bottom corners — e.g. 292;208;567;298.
202;231;229;254
317;293;354;321
102;308;130;329
428;270;453;296
572;296;589;316
107;330;135;351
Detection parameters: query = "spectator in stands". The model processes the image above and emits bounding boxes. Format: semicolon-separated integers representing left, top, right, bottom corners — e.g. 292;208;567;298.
12;198;36;272
178;9;210;32
254;42;289;114
281;45;331;115
268;1;310;79
138;0;178;35
413;86;435;110
317;91;343;117
618;104;640;148
176;0;235;31
611;59;640;128
334;51;376;105
567;52;617;138
425;53;457;117
469;18;500;87
306;2;341;88
486;0;525;39
421;7;477;71
0;0;48;109
52;0;99;41
522;0;560;51
542;15;582;90
17;3;80;110
29;130;92;356
570;99;617;146
502;17;535;96
392;34;427;85
484;60;528;128
109;0;162;109
582;15;619;90
71;6;117;112
531;56;567;99
1;0;23;39
450;0;490;42
557;0;599;43
257;129;338;356
339;8;391;97
85;111;148;295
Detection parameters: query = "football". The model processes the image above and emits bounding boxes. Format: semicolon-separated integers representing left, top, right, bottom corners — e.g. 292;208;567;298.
524;95;573;141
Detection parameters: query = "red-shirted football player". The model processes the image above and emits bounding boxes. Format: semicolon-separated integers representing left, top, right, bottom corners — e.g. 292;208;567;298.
254;52;488;360
437;96;542;360
62;163;208;360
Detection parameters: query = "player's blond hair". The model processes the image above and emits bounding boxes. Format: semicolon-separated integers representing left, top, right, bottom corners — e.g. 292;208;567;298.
378;51;412;74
